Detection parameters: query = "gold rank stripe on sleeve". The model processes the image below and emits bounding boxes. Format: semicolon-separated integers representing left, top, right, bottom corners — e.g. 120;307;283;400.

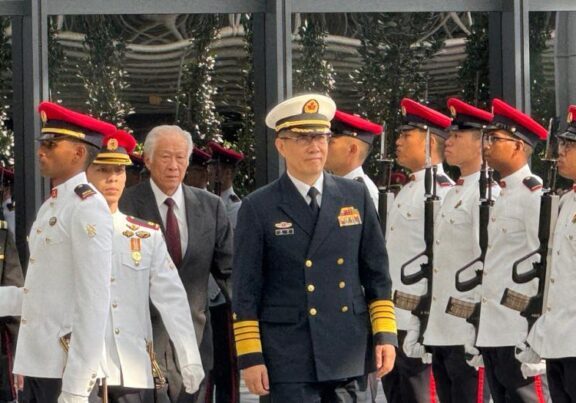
233;320;263;356
369;300;397;335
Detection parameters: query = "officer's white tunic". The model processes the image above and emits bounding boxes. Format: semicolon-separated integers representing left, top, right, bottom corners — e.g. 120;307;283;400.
386;165;453;330
103;211;201;388
344;166;379;208
527;189;576;358
476;165;542;347
13;172;113;396
425;172;500;345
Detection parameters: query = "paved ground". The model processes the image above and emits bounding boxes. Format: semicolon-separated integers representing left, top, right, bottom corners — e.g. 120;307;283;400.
238;380;389;402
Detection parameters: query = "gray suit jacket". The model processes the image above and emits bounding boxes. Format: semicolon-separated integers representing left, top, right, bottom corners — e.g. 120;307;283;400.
119;180;233;374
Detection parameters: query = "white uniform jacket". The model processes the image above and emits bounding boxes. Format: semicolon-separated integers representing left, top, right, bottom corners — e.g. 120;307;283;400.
425;172;500;345
527;189;576;358
103;211;201;388
476;165;542;347
386;165;453;330
344;166;379;208
13;172;113;397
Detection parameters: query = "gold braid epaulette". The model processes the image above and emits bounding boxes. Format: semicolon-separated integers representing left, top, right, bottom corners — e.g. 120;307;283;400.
233;320;263;357
369;300;397;335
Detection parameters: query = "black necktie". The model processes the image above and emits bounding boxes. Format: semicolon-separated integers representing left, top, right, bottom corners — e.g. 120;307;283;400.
164;198;182;267
308;187;320;219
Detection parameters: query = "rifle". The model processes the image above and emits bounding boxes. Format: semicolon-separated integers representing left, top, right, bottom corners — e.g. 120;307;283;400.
377;122;394;235
445;130;494;330
394;128;439;344
499;118;560;332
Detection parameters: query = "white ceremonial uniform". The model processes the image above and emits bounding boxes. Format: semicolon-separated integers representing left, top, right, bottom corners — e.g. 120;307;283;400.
386;165;453;330
220;186;241;230
527;189;576;358
344;166;379;208
476;165;542;347
13;172;113;396
104;211;202;388
425;172;500;346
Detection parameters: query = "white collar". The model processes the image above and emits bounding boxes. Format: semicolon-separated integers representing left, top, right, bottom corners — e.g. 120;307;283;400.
287;171;324;201
150;179;185;210
343;166;364;180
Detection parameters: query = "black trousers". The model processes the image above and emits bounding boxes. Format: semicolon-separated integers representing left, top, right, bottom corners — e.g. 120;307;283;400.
479;346;547;403
546;357;576;403
88;386;155;403
381;331;436;403
20;377;100;403
205;303;239;403
430;345;487;403
269;376;370;403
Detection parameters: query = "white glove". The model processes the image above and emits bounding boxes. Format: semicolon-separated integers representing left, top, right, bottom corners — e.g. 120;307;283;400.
515;342;541;364
464;344;483;369
182;364;205;394
58;391;88;403
520;361;546;379
403;316;432;364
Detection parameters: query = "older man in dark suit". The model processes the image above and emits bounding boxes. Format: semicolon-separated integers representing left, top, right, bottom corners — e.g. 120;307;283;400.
233;94;398;403
119;125;233;403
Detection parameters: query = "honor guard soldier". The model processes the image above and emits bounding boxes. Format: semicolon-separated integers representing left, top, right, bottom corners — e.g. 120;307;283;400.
475;99;549;402
418;98;498;403
383;98;453;403
325;110;382;208
205;142;242;403
3;102;115;403
207;141;244;229
185;147;212;190
86;129;204;403
521;105;576;401
232;94;397;403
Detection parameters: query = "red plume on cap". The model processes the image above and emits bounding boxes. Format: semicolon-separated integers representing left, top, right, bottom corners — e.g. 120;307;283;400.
190;147;212;166
331;110;382;145
94;129;137;165
400;98;452;138
447;98;493;128
207;141;244;165
491;99;547;145
38;101;116;148
558;105;576;141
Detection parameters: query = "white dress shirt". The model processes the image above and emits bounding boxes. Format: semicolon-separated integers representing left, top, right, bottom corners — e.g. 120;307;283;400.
287;171;324;207
150;179;188;258
344;166;379;208
386;165;453;330
476;165;542;347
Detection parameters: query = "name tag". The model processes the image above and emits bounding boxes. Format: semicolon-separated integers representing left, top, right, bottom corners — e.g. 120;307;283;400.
275;228;295;236
338;206;362;227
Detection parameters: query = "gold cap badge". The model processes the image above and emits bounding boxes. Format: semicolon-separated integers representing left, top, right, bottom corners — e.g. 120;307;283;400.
107;138;119;151
303;99;319;114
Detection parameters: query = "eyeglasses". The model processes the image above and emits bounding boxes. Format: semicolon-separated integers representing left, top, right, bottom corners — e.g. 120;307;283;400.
482;133;519;146
558;138;576;151
278;133;331;146
39;138;69;150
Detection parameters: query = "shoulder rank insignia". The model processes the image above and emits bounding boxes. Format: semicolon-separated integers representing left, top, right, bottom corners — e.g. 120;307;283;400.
74;184;96;200
230;194;241;203
354;176;365;184
522;176;542;192
126;216;160;231
435;174;453;187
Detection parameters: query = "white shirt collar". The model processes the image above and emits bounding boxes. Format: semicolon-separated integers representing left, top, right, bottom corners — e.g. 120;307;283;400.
149;178;185;210
343;166;364;180
500;164;532;189
287;171;324;205
54;171;87;196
